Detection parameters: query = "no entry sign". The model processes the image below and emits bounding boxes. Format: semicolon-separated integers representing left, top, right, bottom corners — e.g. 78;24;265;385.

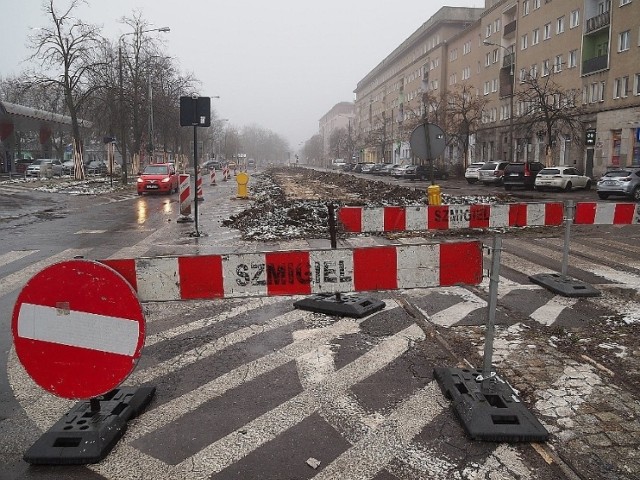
12;260;145;400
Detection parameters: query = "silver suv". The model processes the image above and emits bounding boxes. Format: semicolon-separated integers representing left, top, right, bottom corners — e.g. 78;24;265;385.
596;167;640;201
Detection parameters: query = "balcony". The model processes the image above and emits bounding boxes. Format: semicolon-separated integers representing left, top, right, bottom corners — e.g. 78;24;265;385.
582;55;608;75
503;20;517;37
502;52;515;69
585;11;610;34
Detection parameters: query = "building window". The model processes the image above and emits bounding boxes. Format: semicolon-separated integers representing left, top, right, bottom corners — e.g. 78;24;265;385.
463;41;471;55
534;0;541;8
494;19;501;32
532;28;540;45
521;34;529;49
493;49;499;63
614;78;622;98
556;16;565;34
462;66;471;80
542;59;550;76
484;81;490;95
485;52;492;66
486;24;492;38
530;63;538;78
492;78;499;92
544;23;552;40
523;0;530;15
554;55;563;72
620;0;631;5
619;30;630;51
568;49;578;68
635;73;640;95
520;68;527;82
570;10;580;28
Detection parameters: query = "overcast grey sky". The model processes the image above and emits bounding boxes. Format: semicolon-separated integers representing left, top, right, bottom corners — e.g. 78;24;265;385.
1;0;482;149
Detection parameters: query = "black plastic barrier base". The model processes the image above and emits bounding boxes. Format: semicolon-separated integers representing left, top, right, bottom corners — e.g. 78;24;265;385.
294;293;385;318
24;386;156;465
434;367;549;443
529;273;600;298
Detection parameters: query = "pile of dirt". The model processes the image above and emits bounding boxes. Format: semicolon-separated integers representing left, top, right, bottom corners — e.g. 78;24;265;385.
222;167;509;241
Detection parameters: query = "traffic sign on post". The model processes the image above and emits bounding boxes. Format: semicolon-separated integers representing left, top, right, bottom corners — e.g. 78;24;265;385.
12;259;145;400
410;122;446;160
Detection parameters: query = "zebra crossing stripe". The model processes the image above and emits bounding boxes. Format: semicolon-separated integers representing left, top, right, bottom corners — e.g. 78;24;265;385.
312;382;445;480
177;324;425;477
0;248;91;297
0;250;37;267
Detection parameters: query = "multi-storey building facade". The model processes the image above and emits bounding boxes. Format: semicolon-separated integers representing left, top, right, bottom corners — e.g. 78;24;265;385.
352;0;640;176
319;101;355;163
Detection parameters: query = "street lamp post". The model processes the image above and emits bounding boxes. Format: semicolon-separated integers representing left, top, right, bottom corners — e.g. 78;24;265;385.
483;40;515;163
118;26;170;184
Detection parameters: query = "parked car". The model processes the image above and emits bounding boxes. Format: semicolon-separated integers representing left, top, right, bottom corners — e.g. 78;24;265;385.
368;163;385;175
137;163;178;195
86;160;108;175
534;166;592;192
502;161;545;190
391;165;412;178
61;160;75;175
361;163;376;173
331;159;346;170
478;161;509;185
376;163;395;175
201;160;221;171
464;162;486;183
596;167;640;200
403;164;449;181
25;159;64;177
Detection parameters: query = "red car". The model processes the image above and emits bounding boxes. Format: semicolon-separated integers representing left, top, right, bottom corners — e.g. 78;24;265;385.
137;163;178;195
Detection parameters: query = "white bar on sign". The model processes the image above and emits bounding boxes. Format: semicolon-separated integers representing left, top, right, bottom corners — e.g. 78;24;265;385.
17;303;140;356
362;208;384;233
136;257;180;301
396;244;439;288
405;206;427;231
527;203;546;226
489;204;510;228
309;249;354;293
222;252;269;297
594;203;616;225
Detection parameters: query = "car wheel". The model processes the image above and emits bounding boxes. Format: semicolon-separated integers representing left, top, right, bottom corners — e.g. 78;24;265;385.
584;180;591;191
564;182;572;192
597;192;609;200
633;186;640;201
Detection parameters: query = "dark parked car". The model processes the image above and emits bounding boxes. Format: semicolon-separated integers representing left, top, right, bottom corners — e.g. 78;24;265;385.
86;160;108;175
403;164;449;180
502;161;545;190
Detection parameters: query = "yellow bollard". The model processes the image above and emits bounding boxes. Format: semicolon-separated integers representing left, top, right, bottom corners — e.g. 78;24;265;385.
236;172;249;198
427;184;441;206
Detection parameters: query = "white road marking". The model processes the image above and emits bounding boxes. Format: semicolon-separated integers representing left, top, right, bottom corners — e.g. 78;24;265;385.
0;248;92;297
312;382;446;480
0;250;38;267
530;296;579;326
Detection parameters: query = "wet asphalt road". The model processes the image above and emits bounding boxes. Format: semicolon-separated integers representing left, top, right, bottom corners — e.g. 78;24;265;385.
1;173;639;479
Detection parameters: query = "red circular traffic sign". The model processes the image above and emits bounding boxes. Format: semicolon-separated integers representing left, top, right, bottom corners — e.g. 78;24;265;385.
12;260;145;400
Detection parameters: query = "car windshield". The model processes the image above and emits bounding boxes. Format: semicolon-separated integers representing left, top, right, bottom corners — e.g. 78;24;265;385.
143;165;169;175
603;170;633;177
480;163;497;170
539;168;560;175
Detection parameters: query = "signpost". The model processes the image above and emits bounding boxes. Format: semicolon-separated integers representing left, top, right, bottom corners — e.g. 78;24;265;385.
12;260;153;464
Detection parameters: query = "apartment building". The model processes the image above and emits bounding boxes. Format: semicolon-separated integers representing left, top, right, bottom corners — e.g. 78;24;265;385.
352;0;640;176
319;101;355;163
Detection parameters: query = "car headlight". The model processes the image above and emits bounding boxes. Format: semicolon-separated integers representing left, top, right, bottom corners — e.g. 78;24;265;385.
161;177;171;183
137;177;144;183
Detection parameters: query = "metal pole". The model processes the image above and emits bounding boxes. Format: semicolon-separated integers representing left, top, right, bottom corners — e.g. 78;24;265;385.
118;41;128;185
482;236;502;378
193;125;199;236
509;49;515;163
561;200;574;276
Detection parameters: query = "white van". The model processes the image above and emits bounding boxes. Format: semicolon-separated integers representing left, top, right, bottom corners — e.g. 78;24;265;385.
331;159;346;170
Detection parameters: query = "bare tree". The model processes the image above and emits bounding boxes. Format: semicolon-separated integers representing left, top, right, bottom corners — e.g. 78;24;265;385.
445;84;486;169
302;134;323;165
328;127;349;160
27;0;103;176
515;70;585;166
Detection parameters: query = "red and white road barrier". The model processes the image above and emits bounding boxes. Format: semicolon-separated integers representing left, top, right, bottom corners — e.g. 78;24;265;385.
101;241;482;302
223;166;230;181
339;203;565;233
196;171;204;201
178;174;192;218
574;202;639;225
210;168;216;186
